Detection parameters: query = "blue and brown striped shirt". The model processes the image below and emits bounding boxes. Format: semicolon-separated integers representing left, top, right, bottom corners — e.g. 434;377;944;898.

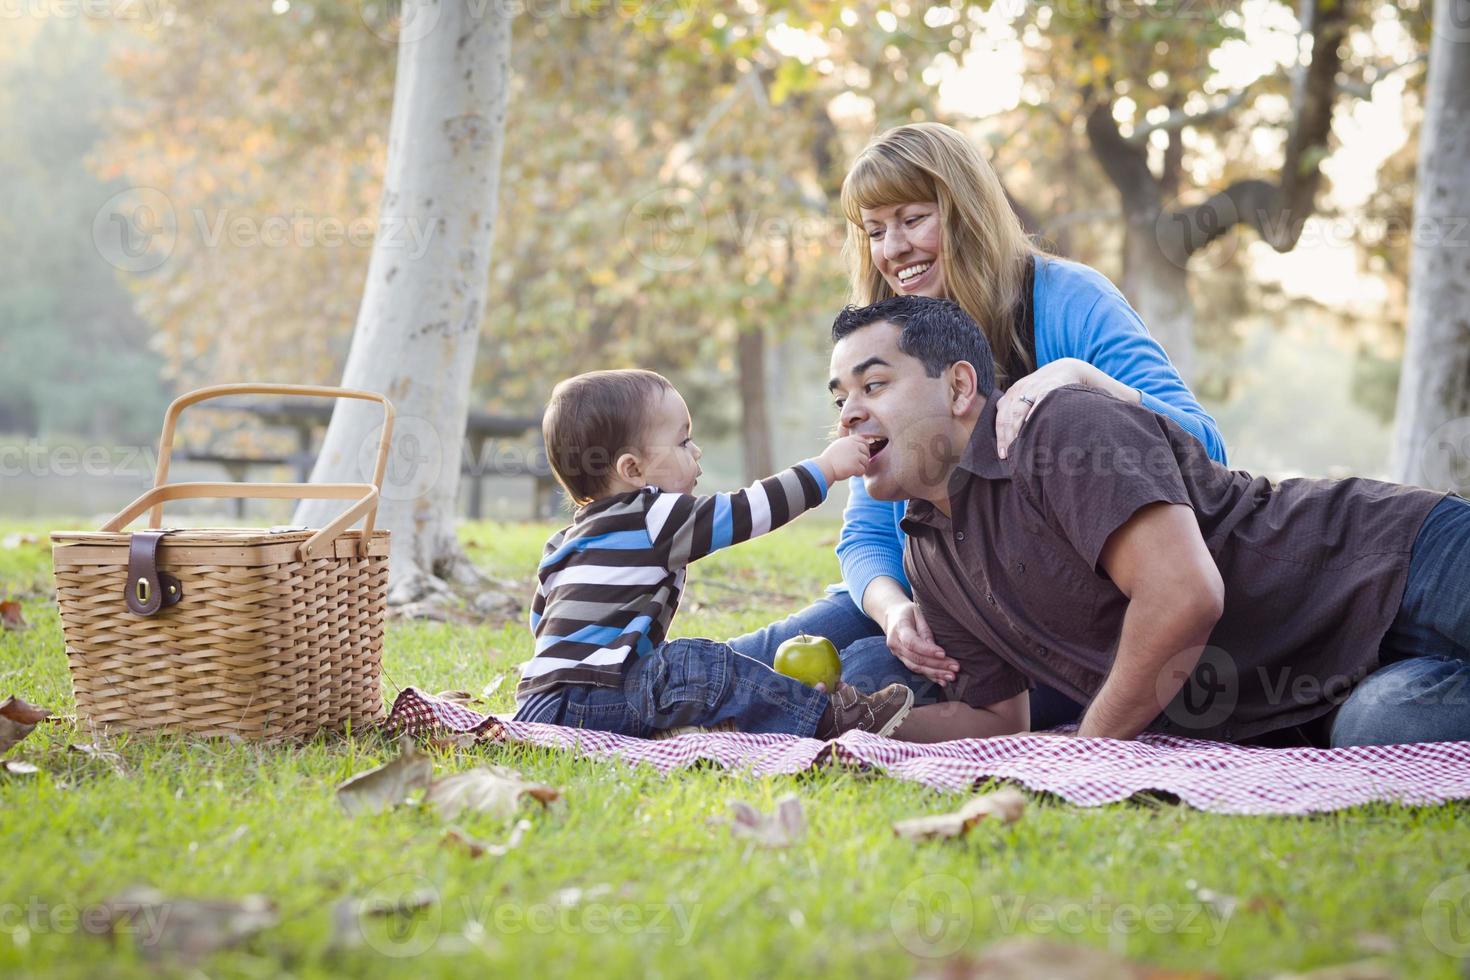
515;462;829;700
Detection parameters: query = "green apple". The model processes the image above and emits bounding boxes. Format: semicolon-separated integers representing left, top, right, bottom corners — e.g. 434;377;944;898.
773;633;842;692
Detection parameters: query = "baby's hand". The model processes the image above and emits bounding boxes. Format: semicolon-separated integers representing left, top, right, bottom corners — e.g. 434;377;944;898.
818;434;871;483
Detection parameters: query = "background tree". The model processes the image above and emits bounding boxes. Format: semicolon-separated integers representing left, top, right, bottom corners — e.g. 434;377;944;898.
88;0;1434;523
995;0;1424;379
1389;0;1470;492
291;0;513;602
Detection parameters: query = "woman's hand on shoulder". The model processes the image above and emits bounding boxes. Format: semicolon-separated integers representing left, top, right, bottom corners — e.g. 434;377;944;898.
995;358;1140;459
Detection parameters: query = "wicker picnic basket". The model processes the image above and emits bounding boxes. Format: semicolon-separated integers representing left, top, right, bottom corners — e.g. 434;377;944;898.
50;383;394;740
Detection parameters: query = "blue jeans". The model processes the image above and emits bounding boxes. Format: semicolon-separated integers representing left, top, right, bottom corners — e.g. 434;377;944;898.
1331;495;1470;747
726;591;1084;727
512;638;828;737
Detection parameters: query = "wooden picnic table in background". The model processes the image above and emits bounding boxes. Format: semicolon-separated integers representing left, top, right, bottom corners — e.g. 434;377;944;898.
182;397;560;520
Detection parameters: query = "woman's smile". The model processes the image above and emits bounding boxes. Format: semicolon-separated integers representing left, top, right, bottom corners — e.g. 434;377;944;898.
894;260;936;293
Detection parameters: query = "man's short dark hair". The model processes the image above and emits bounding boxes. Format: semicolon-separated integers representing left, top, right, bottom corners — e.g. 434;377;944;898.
831;296;995;396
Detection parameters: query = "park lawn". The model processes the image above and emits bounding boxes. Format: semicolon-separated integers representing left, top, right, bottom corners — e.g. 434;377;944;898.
0;517;1466;979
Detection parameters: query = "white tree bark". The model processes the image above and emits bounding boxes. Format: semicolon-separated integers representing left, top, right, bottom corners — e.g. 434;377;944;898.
295;0;512;602
1390;2;1470;492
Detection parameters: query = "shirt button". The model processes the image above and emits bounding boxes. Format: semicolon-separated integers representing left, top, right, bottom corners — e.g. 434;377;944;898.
956;531;965;542
986;592;995;605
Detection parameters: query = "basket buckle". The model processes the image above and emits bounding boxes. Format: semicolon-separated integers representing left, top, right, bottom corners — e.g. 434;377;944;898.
124;530;184;617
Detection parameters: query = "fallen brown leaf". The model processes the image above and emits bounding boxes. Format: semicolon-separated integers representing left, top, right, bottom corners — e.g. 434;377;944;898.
0;696;51;754
90;886;277;964
919;936;1216;979
336;740;433;816
433;690;486;708
424;766;560;821
428;732;484;752
0;601;28;631
893;787;1027;841
442;818;532;858
721;794;806;848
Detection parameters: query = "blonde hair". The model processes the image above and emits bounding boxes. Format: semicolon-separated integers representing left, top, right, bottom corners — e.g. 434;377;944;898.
840;122;1038;384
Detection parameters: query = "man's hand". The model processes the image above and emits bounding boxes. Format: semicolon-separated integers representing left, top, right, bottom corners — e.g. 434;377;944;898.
816;434;871;485
883;600;959;686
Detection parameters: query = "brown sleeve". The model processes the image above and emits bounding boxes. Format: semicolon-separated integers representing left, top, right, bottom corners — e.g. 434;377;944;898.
905;541;1032;710
1017;391;1194;572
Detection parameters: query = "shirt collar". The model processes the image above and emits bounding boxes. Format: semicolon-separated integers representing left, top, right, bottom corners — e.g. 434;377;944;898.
573;486;652;523
955;392;1010;481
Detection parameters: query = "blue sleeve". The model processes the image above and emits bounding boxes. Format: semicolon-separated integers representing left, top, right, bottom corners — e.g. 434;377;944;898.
834;476;910;605
1034;259;1228;465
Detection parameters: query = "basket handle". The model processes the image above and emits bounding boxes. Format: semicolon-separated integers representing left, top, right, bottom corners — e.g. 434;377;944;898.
101;482;381;561
145;383;395;543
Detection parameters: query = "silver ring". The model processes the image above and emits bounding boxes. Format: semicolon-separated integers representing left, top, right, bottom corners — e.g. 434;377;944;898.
1018;394;1036;407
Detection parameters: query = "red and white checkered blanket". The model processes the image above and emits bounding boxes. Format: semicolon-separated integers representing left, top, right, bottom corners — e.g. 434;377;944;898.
385;687;1470;816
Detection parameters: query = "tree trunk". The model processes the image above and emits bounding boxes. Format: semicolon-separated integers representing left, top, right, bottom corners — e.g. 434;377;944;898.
1120;213;1196;379
1082;0;1350;385
1389;0;1470;492
737;325;773;483
294;0;512;604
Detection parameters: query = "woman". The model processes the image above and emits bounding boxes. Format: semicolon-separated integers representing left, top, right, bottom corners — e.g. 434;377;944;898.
727;122;1227;725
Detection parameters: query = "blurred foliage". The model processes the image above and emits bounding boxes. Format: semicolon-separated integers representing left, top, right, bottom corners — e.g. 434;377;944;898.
94;0;983;442
0;0;1430;462
0;17;170;442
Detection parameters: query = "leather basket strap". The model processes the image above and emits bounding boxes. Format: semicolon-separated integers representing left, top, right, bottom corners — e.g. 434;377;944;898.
124;530;184;617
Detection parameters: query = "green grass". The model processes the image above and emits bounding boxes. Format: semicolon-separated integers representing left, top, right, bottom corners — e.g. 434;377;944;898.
1;518;1467;978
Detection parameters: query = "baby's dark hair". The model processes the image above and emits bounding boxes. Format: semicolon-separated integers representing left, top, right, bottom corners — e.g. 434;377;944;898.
831;295;995;396
542;369;674;505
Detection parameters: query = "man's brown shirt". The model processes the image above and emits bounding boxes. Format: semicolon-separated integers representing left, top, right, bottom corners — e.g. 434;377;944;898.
901;385;1445;742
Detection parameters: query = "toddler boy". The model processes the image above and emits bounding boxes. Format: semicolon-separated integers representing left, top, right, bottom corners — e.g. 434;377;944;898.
513;369;914;739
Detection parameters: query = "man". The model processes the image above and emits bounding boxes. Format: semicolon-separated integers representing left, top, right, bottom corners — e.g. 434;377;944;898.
827;295;1470;746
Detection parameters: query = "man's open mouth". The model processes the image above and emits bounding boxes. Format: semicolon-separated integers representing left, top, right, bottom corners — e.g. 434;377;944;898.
865;436;889;459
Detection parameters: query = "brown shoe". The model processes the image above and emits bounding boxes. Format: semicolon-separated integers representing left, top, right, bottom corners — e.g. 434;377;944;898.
817;682;914;739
